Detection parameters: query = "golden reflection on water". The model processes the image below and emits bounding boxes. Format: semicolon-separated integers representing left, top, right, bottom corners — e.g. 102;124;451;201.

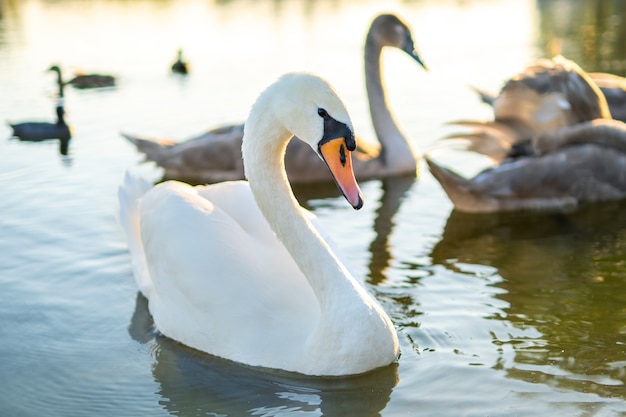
431;200;626;397
537;0;626;74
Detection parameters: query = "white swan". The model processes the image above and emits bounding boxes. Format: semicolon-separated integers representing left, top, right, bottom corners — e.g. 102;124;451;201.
118;73;399;376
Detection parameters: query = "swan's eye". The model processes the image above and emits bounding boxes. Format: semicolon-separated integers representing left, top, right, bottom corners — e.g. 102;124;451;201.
317;108;329;119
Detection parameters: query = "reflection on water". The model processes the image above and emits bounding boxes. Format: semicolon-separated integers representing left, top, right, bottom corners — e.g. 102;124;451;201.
365;176;415;285
537;0;626;74
431;201;626;398
294;175;416;285
129;294;398;417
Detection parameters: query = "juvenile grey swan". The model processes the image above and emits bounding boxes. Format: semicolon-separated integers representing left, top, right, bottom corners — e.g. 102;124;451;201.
426;56;626;212
118;72;399;376
443;56;612;164
122;13;425;184
472;69;626;124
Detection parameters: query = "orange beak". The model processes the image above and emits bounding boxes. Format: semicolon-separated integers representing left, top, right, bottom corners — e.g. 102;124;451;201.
319;137;363;210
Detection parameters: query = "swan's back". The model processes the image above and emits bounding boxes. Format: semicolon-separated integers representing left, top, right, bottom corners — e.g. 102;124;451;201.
426;143;626;212
493;56;610;128
450;56;612;164
119;174;319;364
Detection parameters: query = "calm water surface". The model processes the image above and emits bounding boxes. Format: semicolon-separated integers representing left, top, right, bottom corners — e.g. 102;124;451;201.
1;0;626;416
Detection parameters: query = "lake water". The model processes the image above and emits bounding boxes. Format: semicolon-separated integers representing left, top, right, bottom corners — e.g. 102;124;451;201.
2;0;626;416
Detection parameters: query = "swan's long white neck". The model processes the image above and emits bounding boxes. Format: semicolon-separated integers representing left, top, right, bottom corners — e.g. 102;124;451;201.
242;116;364;313
240;78;399;373
365;36;418;171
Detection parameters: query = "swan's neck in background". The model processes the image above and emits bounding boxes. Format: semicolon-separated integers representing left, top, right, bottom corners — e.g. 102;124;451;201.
365;38;418;171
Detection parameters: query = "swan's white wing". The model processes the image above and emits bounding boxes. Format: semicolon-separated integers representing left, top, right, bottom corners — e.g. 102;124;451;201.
136;180;319;361
118;171;154;297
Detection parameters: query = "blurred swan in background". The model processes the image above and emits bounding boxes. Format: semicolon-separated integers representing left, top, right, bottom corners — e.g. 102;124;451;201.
442;56;612;164
122;13;426;184
472;71;626;124
426;56;626;212
118;73;399;376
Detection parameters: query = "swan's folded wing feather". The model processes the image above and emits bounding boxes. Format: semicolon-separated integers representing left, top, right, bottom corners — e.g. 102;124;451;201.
138;181;319;355
197;181;344;255
118;171;154;298
195;181;276;241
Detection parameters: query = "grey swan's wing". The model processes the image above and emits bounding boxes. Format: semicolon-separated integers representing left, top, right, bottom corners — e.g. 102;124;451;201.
122;124;246;184
426;119;626;212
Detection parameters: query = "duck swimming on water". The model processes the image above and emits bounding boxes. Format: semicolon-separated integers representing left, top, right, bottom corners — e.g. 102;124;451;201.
171;49;189;75
66;72;116;89
8;65;72;155
8;100;72;156
49;63;115;90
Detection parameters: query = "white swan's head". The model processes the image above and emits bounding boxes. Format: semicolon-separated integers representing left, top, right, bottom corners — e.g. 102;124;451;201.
244;72;363;209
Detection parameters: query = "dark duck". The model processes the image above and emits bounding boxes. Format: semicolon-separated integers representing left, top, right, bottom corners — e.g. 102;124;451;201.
8;101;72;155
170;49;188;75
66;72;116;89
55;64;115;89
8;66;72;155
49;64;115;90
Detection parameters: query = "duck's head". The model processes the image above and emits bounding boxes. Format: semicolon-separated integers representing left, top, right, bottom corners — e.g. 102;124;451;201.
47;65;65;97
244;72;363;209
369;13;427;70
48;65;62;74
